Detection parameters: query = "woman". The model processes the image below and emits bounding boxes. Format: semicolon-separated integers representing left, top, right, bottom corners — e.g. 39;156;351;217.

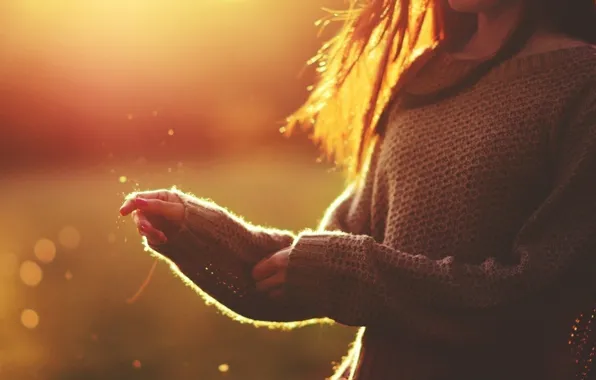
119;0;596;379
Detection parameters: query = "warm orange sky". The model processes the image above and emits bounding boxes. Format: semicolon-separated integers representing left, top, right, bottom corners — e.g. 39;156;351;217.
0;0;342;114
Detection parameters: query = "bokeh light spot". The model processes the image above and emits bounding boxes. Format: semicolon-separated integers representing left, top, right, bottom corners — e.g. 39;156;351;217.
34;238;56;263
119;176;128;184
132;360;142;369
19;261;43;287
218;364;229;373
0;252;18;277
21;309;39;329
58;226;81;250
65;270;73;280
167;128;174;136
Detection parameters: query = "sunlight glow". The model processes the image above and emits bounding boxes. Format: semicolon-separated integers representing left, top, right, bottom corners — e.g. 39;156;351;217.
34;238;56;263
19;261;43;287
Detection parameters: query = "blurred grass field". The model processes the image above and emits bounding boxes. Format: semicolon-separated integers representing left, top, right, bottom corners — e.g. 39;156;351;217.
0;149;357;380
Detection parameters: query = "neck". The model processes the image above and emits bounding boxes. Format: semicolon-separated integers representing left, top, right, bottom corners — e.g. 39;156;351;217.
459;1;525;59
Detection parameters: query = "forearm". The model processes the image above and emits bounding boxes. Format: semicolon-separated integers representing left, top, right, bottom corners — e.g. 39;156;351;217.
148;170;373;326
148;193;333;326
149;229;325;327
285;226;595;345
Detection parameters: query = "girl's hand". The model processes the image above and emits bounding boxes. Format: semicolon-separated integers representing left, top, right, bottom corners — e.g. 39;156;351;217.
119;190;185;246
252;247;291;300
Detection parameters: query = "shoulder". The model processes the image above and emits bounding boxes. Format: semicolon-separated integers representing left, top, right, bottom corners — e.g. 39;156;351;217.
522;33;596;78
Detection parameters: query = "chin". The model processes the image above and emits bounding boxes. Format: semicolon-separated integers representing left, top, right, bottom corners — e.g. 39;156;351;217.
448;0;505;13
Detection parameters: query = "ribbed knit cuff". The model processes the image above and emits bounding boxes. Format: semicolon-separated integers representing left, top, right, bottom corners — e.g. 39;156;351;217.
180;196;232;243
146;194;227;268
285;232;336;318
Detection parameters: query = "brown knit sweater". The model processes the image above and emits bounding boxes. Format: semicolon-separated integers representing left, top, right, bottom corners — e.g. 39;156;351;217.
148;43;596;380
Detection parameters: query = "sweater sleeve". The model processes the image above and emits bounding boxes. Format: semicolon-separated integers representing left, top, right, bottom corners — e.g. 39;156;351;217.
284;83;596;343
146;178;368;326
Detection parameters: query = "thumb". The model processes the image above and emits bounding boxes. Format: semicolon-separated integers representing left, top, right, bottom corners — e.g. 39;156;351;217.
136;198;184;222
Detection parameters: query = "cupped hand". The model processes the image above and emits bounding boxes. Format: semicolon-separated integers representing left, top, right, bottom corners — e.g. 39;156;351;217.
252;247;291;300
119;189;186;246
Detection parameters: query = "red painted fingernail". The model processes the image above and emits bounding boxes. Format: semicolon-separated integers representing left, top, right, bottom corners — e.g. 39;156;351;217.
136;198;148;207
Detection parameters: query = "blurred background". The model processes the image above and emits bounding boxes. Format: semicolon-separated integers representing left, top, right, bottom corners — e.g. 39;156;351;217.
0;1;358;379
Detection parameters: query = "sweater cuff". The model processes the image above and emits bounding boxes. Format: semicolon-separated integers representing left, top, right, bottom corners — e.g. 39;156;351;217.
285;232;337;318
180;195;235;243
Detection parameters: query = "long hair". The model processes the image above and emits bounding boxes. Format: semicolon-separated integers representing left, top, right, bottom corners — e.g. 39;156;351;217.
285;0;596;181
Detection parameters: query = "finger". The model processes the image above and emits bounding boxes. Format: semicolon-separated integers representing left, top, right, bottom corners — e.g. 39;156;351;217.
135;198;184;221
252;256;278;282
255;271;285;292
132;210;167;245
119;190;171;216
140;224;167;246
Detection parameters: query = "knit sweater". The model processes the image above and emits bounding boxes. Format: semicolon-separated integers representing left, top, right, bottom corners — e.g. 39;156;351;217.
148;43;596;380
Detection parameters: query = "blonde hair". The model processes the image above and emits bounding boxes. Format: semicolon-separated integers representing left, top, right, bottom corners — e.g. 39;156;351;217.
285;0;439;180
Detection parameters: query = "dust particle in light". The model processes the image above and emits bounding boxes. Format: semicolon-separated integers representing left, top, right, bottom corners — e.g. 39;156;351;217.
21;309;39;329
218;364;229;373
20;261;43;287
167;128;175;136
34;238;56;263
119;176;128;184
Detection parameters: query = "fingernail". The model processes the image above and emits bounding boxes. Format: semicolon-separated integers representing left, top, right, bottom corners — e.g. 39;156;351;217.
136;198;148;207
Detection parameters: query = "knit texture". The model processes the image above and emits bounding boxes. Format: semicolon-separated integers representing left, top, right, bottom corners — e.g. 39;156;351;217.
148;43;596;380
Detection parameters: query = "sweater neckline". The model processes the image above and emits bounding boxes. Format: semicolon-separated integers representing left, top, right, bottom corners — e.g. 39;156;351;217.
402;44;595;98
442;44;595;79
